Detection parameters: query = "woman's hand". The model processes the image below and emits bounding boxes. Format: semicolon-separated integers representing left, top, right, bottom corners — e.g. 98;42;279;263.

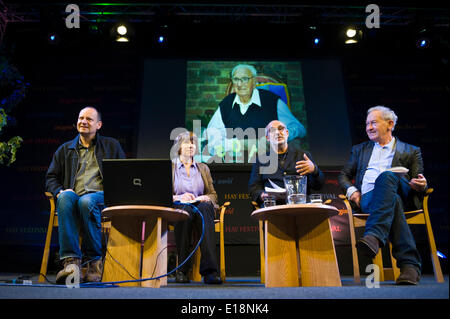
174;192;196;202
195;195;211;202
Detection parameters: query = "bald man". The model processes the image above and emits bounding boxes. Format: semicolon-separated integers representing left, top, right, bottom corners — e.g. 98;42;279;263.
46;107;125;284
248;120;324;206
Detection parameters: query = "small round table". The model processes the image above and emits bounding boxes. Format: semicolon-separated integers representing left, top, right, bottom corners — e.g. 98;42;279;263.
102;205;189;288
252;204;341;287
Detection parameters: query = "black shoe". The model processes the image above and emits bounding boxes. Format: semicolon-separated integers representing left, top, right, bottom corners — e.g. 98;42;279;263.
396;266;420;285
356;234;380;259
203;272;222;285
175;271;190;283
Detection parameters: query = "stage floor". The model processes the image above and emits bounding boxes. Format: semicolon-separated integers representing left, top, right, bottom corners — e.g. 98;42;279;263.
0;273;448;300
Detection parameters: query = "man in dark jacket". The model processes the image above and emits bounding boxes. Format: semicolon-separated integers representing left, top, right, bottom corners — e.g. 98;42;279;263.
338;106;427;285
248;120;324;206
46;106;125;284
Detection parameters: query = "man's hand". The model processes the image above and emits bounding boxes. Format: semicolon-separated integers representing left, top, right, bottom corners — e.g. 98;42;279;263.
261;191;284;201
409;174;427;192
350;190;361;208
295;154;315;176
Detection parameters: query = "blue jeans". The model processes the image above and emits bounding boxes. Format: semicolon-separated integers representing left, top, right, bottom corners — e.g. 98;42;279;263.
361;171;422;273
56;191;104;261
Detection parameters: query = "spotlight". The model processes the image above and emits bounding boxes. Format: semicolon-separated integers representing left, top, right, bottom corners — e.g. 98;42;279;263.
311;37;321;48
47;32;60;44
158;36;165;43
344;27;362;45
346;28;357;38
111;23;133;43
117;25;127;36
416;38;430;49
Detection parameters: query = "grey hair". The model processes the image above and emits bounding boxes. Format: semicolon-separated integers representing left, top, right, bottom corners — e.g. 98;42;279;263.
367;105;398;131
172;131;199;156
231;64;258;78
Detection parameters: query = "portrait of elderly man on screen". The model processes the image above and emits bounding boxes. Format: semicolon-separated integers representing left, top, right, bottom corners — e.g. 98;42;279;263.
205;64;306;160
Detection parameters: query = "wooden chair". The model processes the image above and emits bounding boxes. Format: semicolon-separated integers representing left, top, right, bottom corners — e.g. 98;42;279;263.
170;202;230;283
39;192;111;283
339;188;444;283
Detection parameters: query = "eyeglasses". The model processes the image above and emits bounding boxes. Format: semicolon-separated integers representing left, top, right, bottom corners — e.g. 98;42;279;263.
231;76;253;84
268;126;287;134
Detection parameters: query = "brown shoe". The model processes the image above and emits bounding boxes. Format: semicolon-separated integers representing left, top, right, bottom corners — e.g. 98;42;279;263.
85;259;103;282
356;234;380;259
396;266;420;285
56;257;81;285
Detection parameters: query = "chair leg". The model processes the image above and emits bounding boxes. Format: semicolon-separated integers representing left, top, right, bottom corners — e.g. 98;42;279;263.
219;220;226;283
342;197;360;284
372;250;385;282
422;200;445;283
383;242;400;281
190;249;202;282
39;213;56;283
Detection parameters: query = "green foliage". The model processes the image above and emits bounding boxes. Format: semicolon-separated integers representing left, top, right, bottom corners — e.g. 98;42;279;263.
0;135;23;165
0;55;28;166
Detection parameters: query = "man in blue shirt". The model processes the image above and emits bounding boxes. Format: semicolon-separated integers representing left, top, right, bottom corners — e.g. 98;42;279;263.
339;106;427;285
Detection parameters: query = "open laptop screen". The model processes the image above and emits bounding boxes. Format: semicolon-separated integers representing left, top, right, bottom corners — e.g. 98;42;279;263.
102;159;173;207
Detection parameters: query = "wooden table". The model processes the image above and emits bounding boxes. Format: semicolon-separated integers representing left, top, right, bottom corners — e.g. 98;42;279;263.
251;204;341;287
101;205;189;288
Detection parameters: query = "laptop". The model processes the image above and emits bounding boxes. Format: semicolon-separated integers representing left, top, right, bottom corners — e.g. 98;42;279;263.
102;159;173;207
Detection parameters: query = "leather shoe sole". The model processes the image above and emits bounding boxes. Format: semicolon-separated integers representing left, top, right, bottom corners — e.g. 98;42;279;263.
396;266;420;285
356;235;379;259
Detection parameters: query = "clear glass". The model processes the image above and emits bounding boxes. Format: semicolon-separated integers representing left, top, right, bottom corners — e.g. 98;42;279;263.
283;175;307;204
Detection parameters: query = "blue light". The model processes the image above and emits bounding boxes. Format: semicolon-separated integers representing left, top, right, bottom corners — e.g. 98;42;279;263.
420;40;426;47
437;251;446;259
158;36;164;43
314;38;320;44
50;35;55;41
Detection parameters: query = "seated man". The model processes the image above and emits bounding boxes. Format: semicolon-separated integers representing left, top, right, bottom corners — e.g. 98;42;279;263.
206;64;306;157
248;120;324;206
338;106;427;285
45;106;125;284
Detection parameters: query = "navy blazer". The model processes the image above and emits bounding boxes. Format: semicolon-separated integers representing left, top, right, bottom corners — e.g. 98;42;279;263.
338;138;425;210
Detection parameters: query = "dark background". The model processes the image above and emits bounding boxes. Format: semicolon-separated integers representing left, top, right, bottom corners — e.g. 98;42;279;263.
0;2;447;277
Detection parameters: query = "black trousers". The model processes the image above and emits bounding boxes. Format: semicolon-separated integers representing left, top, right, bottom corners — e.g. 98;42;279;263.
174;201;219;276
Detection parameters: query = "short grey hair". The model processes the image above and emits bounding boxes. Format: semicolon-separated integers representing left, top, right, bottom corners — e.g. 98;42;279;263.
367;105;398;131
231;64;257;78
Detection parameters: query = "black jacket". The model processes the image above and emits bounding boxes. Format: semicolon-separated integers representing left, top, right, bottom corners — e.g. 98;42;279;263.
338;138;425;210
45;134;126;197
248;144;324;205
